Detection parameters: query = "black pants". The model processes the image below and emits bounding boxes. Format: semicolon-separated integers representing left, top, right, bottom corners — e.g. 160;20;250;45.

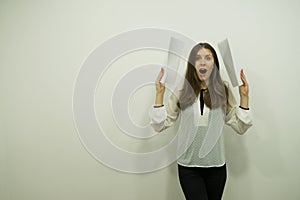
178;164;227;200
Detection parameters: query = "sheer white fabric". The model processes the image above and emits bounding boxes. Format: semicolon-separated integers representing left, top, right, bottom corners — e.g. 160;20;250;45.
149;82;253;167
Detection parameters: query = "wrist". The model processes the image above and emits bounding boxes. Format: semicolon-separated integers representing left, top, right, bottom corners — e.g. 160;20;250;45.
156;91;164;96
240;96;249;109
240;94;249;99
155;94;164;105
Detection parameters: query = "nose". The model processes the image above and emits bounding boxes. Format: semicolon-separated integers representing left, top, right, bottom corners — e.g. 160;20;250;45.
200;59;206;65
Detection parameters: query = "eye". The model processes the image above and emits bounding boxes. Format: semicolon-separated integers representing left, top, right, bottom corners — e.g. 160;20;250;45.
195;56;201;61
205;56;212;61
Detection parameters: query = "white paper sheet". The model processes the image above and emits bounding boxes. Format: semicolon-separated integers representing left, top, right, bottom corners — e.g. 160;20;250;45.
160;37;185;84
218;38;242;87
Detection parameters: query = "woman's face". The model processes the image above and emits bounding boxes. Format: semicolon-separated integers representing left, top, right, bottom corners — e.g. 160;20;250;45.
194;48;214;81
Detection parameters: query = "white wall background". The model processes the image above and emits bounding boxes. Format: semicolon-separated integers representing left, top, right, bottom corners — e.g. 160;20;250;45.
1;0;300;199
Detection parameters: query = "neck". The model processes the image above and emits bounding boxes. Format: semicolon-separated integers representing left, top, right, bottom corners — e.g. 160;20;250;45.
200;81;209;90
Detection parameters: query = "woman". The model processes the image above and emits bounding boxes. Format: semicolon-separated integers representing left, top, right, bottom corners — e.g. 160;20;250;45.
149;43;252;200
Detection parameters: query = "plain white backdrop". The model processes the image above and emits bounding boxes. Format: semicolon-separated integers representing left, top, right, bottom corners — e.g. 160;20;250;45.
1;0;300;199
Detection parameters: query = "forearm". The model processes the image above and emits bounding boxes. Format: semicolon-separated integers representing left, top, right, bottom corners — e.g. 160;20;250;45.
240;96;249;109
155;93;164;106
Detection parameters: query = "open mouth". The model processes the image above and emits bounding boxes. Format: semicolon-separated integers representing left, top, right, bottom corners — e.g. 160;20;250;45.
199;69;207;74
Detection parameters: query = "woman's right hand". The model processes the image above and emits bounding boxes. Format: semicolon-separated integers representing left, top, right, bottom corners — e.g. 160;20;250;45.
154;68;165;106
155;68;166;95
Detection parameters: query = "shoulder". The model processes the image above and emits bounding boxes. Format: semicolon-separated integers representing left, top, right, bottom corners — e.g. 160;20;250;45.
223;80;230;88
222;80;230;95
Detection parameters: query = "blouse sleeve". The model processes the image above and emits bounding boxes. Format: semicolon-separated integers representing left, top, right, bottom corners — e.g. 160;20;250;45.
149;92;180;132
225;82;253;135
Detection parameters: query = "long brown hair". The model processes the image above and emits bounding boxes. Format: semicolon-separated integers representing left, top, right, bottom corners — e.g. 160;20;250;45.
177;43;227;110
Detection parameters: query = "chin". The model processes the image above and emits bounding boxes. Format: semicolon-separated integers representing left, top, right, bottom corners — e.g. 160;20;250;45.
199;72;212;81
198;75;207;81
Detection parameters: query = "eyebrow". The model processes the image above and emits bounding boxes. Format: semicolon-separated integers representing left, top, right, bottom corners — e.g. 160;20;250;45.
196;54;213;57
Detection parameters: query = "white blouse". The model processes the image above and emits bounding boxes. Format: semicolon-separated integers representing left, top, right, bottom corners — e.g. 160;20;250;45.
149;82;253;167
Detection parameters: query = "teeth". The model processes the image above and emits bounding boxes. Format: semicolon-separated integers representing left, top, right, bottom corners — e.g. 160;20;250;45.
199;69;207;74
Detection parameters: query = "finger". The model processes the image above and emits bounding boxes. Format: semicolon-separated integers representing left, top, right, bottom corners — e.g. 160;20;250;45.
240;69;245;79
156;68;164;83
240;69;248;85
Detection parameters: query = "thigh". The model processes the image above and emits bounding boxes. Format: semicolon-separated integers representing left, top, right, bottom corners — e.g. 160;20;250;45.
178;165;208;200
204;165;227;200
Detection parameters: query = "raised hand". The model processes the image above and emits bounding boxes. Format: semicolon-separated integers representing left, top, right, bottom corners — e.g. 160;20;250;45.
239;69;249;98
239;69;249;109
155;68;165;106
155;68;165;95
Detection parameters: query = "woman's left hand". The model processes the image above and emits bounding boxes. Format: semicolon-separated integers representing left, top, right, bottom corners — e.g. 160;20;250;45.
239;69;249;98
